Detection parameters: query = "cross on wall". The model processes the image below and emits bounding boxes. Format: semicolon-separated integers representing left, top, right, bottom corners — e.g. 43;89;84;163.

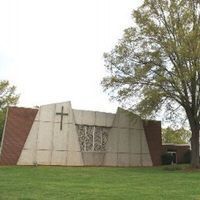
56;106;68;130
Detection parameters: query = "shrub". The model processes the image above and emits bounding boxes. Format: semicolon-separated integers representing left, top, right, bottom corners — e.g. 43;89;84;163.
183;150;191;164
161;153;173;165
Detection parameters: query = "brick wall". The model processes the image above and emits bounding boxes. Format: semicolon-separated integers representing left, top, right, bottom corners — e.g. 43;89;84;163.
0;107;38;165
162;144;190;164
143;120;162;166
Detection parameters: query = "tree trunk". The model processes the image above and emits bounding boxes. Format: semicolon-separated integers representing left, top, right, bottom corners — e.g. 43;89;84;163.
191;127;200;168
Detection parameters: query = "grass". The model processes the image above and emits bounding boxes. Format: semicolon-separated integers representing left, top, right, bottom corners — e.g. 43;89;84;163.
0;165;200;200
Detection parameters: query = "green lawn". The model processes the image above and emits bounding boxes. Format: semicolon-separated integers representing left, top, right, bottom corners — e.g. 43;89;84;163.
0;166;200;200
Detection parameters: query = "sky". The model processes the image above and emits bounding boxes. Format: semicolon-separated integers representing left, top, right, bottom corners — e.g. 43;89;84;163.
0;0;142;112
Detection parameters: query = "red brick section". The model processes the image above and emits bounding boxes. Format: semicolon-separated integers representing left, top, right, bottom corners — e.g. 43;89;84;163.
0;107;38;165
143;120;162;166
162;144;190;163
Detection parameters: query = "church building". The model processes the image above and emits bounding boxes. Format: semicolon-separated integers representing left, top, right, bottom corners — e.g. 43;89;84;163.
0;101;162;166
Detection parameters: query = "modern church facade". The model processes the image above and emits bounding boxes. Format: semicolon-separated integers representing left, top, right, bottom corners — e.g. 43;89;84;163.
0;101;162;166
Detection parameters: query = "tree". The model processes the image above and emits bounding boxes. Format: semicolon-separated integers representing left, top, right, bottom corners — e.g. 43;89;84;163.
102;0;200;167
162;127;191;144
0;80;19;142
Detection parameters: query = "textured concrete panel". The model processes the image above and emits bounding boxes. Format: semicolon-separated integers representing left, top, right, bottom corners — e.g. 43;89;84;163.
34;110;40;121
39;104;55;122
114;108;144;130
106;113;115;127
17;150;34;165
105;128;118;152
82;152;105;166
129;130;141;154
141;130;150;154
67;124;81;151
37;122;53;150
130;154;141;166
112;113;119;128
53;123;68;150
36;150;51;165
54;102;73;124
93;153;104;166
67;151;83;166
142;154;153;166
73;109;82;124
118;153;130;166
118;132;130;153
104;153;117;166
129;115;143;130
82;152;94;165
81;111;95;125
119;128;129;134
118;112;130;128
23;121;39;149
51;151;67;165
95;112;106;127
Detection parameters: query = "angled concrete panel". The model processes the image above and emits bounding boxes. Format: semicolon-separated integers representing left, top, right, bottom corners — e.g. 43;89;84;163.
34;109;40;121
105;128;118;152
106;113;115;127
51;151;67;165
129;130;141;154
39;104;55;122
129;115;144;130
142;154;153;166
82;152;105;166
67;151;83;166
141;130;150;154
130;154;141;166
118;132;130;153
53;123;68;150
82;152;93;166
36;150;51;165
112;113;119;128
95;112;106;127
17;150;34;165
37;122;53;150
81;111;95;125
23;121;39;149
67;124;81;151
73;109;82;124
104;153;117;166
55;102;73;124
118;153;130;166
93;153;104;166
18;101;84;166
118;111;130;128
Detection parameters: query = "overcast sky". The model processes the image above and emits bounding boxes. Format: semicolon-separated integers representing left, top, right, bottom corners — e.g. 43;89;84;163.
0;0;142;112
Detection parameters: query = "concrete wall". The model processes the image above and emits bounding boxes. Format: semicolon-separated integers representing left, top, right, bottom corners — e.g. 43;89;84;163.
74;109;114;166
18;102;83;166
73;109;115;127
104;108;153;166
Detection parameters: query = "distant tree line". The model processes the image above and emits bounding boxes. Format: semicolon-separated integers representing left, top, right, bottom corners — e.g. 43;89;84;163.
162;127;191;144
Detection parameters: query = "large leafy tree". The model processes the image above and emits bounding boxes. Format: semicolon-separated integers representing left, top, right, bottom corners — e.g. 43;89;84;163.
102;0;200;167
0;80;19;141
